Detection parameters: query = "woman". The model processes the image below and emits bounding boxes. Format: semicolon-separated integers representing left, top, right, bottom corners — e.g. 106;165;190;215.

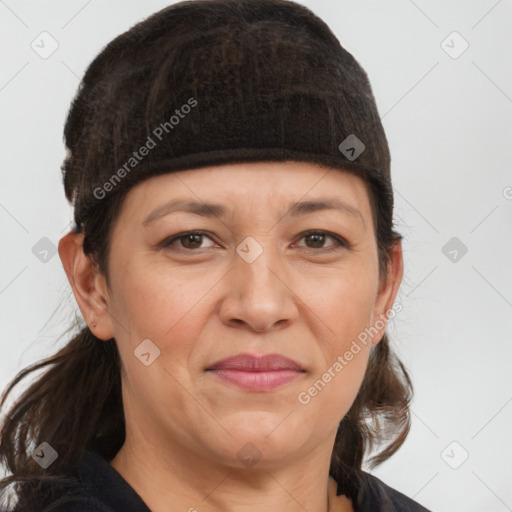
0;1;431;510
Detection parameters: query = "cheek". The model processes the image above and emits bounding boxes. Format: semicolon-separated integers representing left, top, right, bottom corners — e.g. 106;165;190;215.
106;262;216;425
307;260;378;349
298;264;376;416
107;259;218;366
300;294;373;427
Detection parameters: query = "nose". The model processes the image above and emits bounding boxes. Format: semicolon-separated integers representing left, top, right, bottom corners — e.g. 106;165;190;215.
218;240;299;333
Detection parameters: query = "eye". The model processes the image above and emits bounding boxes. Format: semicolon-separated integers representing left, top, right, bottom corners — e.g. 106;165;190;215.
160;230;349;252
294;230;348;252
160;231;216;250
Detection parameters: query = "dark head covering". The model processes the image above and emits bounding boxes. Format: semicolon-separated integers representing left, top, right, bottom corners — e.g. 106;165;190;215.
62;0;391;234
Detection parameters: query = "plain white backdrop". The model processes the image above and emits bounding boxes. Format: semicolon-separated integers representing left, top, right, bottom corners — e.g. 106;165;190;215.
1;1;511;511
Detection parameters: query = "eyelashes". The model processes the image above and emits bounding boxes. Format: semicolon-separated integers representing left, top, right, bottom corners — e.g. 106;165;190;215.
159;230;350;253
295;231;349;252
160;231;214;250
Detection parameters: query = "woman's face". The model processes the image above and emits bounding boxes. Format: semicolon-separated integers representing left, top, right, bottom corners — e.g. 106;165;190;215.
88;161;402;468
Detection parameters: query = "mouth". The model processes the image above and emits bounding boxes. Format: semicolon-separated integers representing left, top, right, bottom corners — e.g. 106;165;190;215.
205;353;305;391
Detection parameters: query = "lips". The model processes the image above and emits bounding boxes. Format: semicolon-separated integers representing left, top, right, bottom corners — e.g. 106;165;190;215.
206;353;305;391
206;353;304;372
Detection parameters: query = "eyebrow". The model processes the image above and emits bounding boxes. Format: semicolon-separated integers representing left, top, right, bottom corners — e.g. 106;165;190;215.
142;197;364;226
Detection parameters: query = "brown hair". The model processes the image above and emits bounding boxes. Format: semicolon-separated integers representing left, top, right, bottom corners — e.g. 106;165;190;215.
0;0;412;509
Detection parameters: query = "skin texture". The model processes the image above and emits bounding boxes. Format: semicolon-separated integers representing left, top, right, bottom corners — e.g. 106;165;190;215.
58;161;403;512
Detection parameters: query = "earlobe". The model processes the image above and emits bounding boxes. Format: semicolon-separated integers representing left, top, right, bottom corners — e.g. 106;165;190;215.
58;231;114;341
370;240;404;344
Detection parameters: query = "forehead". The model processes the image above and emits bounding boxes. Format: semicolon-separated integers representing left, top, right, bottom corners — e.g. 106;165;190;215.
117;161;372;225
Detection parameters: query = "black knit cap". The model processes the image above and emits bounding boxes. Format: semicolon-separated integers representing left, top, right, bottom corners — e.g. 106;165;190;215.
63;0;392;232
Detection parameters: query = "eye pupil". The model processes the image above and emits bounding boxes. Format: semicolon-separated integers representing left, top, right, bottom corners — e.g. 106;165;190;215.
182;234;202;249
306;233;325;248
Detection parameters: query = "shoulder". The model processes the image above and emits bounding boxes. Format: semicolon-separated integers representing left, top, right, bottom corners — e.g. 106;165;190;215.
11;448;148;512
11;474;116;512
32;496;114;512
10;480;114;512
355;471;431;512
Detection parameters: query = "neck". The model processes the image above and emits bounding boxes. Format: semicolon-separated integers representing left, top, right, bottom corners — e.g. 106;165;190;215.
110;437;352;512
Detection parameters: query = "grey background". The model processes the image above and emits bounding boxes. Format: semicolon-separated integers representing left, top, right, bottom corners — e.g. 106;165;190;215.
1;1;511;511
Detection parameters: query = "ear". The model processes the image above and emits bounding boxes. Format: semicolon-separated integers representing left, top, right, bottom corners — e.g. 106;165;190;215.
370;239;404;345
58;231;114;341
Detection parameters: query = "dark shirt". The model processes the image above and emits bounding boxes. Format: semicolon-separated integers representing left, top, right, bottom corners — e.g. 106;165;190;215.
25;449;431;512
